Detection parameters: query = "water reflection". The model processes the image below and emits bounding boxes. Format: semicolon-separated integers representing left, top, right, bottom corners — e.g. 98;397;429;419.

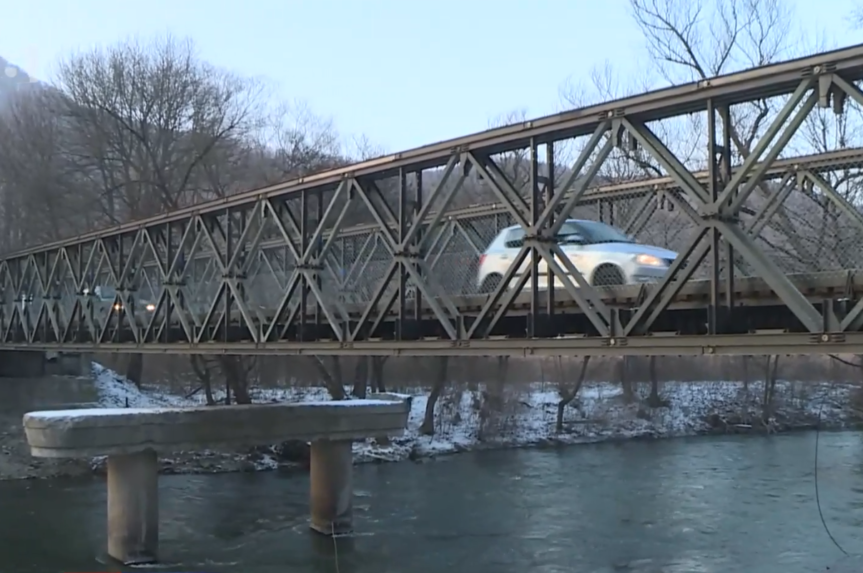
0;375;97;414
1;432;863;572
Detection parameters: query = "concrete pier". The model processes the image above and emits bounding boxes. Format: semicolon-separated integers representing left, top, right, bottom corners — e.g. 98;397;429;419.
309;440;353;535
21;395;410;564
107;450;159;564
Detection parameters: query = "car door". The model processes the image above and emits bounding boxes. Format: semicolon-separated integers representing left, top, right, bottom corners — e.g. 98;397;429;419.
553;221;590;287
500;228;533;288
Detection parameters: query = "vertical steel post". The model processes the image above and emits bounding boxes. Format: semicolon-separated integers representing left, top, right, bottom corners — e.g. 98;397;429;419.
224;210;234;342
707;99;720;334
413;171;424;323
165;223;173;343
315;191;324;329
529;137;539;337
397;168;408;340
545;142;555;317
299;192;308;339
720;105;735;313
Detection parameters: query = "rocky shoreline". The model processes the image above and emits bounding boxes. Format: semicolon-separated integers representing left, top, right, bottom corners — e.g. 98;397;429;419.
2;367;861;481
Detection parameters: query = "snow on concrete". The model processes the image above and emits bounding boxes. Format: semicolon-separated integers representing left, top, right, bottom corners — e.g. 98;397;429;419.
85;362;861;472
25;407;182;420
299;399;404;407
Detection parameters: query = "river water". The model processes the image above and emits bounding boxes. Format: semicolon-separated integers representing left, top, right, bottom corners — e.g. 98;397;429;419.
1;432;863;572
3;377;863;572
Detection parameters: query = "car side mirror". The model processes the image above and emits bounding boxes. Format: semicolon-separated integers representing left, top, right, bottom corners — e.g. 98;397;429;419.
559;234;584;245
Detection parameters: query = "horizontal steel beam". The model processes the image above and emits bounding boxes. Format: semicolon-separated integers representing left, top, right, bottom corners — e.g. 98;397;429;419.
340;270;862;321
3;331;861;356
10;43;863;258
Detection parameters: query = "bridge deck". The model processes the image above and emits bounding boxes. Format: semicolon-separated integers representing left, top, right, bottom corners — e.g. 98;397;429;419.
2;271;860;356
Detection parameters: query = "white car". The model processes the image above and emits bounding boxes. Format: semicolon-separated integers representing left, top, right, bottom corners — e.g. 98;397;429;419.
476;219;678;292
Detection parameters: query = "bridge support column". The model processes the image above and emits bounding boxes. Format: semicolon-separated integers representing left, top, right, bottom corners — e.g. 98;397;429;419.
107;450;159;565
309;439;353;535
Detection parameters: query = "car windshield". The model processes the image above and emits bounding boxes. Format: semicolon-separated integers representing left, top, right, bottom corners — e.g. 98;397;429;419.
557;221;633;244
95;286;116;300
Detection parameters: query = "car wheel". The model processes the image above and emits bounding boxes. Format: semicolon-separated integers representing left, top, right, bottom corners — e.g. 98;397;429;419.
480;274;503;293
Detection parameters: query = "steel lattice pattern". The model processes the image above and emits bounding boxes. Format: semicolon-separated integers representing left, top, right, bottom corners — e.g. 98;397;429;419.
5;46;863;356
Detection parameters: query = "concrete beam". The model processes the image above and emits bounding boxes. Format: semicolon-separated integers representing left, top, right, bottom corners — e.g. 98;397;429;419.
22;397;410;458
20;394;411;565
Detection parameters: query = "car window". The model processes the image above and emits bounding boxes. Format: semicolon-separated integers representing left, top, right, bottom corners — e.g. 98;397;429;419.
565;221;632;244
95;286;116;301
555;221;586;244
503;228;525;248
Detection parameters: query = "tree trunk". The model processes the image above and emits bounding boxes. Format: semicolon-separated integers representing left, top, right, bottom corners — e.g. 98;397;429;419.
352;357;369;398
420;357;449;436
203;377;215;405
311;356;346;400
188;355;216;406
646;356;663;407
620;356;634;401
219;356;251;404
761;355;780;426
556;356;590;433
486;356;508;412
125;353;144;388
371;356;387;392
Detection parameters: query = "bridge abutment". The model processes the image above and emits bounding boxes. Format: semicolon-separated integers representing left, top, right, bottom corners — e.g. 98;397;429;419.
0;350;44;377
107;450;159;564
309;439;353;535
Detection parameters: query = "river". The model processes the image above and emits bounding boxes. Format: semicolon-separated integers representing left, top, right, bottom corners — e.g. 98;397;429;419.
3;375;863;572
2;431;863;573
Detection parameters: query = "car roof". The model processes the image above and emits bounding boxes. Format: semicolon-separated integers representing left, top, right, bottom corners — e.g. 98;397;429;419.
498;219;594;235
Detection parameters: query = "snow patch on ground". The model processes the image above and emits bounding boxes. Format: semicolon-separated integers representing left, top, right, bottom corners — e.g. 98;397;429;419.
93;363;189;408
350;380;859;463
87;362;862;472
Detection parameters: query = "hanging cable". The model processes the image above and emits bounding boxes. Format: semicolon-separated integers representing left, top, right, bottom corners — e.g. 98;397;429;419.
814;396;848;557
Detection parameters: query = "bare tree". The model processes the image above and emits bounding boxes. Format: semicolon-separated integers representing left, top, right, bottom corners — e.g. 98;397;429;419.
55;35;266;221
646;356;667;407
850;4;863;29
761;354;781;430
555;356;591;433
0;88;90;250
36;35;266;387
419;357;449;436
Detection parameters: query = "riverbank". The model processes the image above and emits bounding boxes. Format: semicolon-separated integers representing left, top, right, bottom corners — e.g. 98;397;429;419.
1;363;861;480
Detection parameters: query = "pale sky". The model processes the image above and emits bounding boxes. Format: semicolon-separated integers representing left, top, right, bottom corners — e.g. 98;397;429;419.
1;0;860;153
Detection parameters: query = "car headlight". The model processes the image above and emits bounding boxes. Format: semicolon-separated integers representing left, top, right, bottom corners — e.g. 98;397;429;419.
146;303;156;312
635;254;664;267
113;303;123;311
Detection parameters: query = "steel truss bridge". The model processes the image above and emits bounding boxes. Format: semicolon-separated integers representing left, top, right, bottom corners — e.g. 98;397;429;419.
6;45;863;357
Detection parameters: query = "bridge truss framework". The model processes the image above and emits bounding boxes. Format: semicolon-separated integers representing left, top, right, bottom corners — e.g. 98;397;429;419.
6;45;863;356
